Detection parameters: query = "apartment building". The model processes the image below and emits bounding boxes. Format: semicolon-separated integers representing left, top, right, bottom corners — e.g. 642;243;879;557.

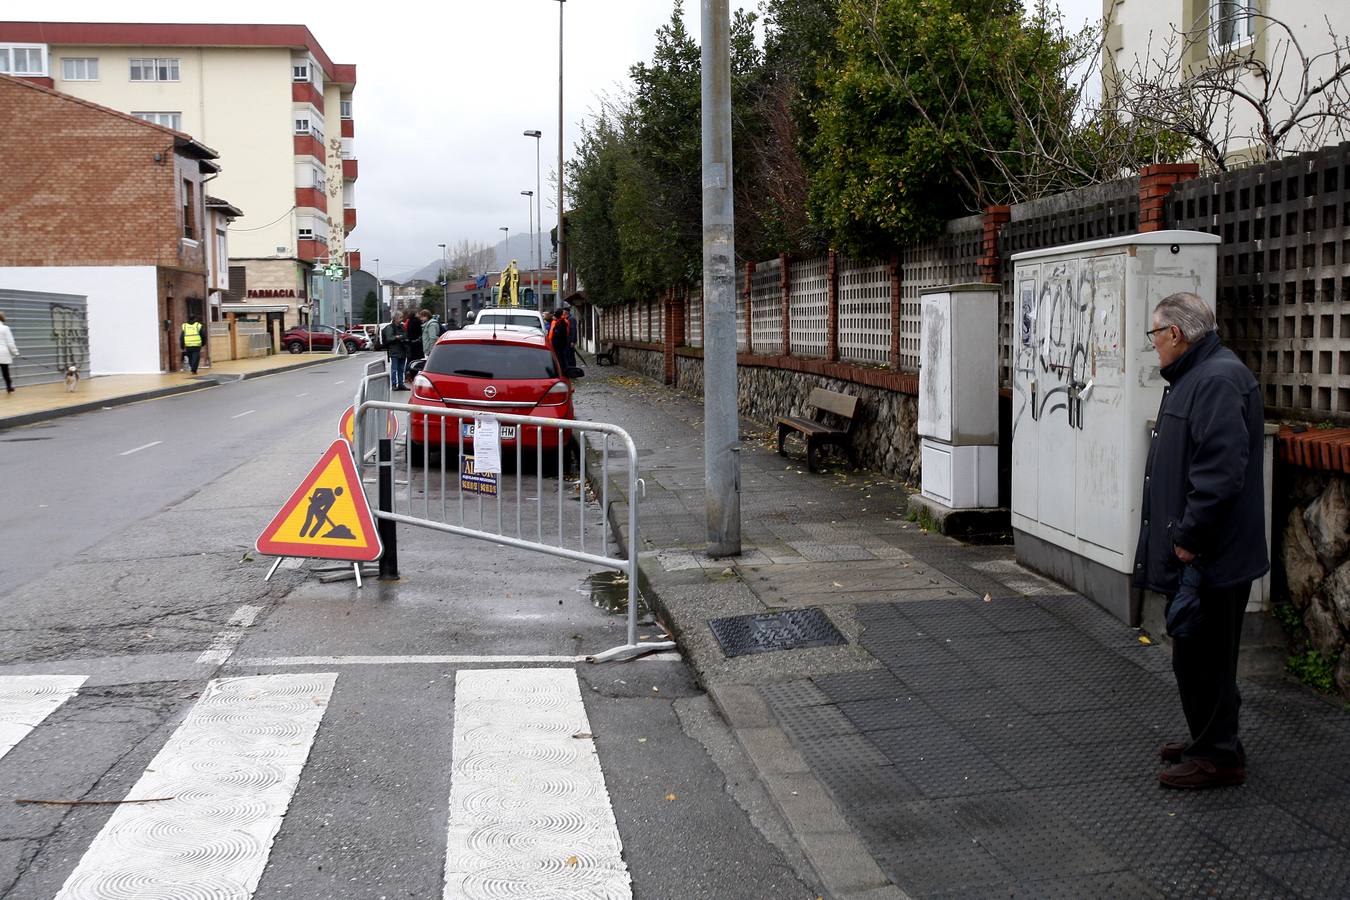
0;22;359;327
1103;2;1350;164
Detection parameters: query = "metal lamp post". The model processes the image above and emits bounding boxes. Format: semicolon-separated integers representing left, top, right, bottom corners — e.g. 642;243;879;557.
555;0;565;312
438;242;449;323
521;190;534;306
523;129;542;308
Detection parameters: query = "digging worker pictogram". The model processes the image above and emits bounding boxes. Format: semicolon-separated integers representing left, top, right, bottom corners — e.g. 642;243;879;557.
300;486;353;539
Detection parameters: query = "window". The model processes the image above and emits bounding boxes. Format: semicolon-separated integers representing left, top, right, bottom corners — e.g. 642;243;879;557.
0;45;47;75
340;98;352;119
133;111;182;130
292;62;309;82
1209;1;1255;53
424;343;558;380
215;230;227;270
182;179;195;241
61;57;98;80
298;227;315;241
294;116;311;135
130;57;180;81
312;164;326;189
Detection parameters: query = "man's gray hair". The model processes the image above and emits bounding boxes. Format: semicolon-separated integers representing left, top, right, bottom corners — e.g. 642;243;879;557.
1153;292;1216;342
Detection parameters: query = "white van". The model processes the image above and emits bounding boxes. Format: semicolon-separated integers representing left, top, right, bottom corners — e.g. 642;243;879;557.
466;308;547;334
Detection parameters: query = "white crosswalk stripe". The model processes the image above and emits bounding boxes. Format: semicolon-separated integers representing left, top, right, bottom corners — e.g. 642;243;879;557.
445;668;632;899
53;673;336;900
0;675;86;762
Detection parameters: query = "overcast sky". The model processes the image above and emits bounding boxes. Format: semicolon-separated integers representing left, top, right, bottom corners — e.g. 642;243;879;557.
36;0;1104;281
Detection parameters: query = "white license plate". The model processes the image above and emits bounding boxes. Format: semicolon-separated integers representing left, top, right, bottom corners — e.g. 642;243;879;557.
462;424;516;439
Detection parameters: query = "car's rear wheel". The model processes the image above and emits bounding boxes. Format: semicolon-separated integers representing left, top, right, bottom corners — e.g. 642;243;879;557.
344;339;359;353
287;340;304;354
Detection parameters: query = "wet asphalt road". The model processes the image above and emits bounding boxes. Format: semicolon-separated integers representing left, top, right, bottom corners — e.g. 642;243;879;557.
0;359;818;899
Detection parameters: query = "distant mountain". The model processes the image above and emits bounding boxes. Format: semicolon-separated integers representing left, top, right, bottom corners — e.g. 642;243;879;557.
395;233;551;284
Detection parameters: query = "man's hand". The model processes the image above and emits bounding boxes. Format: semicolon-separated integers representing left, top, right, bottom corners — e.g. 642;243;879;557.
1173;544;1196;564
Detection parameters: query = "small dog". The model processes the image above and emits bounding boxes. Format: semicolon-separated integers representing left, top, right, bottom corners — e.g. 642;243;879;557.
64;365;80;393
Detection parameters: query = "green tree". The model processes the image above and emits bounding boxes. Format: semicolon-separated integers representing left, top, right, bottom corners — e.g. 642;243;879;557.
362;290;378;324
421;284;443;313
568;112;628;306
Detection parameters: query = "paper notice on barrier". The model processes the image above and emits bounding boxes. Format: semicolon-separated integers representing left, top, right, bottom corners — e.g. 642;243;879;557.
473;416;502;473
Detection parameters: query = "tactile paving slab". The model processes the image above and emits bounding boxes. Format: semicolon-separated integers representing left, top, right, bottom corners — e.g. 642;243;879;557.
706;607;846;657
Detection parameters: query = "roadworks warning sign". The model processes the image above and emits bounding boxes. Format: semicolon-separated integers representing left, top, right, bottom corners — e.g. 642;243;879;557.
256;439;382;562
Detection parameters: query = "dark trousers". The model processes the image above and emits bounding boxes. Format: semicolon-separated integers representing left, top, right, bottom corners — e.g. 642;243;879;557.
1;363;11;391
1171;581;1251;766
184;347;201;374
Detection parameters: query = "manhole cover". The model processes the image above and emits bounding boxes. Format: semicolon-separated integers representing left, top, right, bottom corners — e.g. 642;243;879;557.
707;608;846;658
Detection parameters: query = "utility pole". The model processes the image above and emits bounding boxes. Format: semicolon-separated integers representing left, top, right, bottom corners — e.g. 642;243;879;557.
555;0;565;312
701;0;741;557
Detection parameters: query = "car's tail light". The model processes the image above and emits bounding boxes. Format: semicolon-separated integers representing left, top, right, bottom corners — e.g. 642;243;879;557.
411;374;440;401
536;380;571;406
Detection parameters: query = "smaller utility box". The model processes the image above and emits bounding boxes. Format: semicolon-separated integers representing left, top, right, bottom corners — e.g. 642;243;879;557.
918;284;1000;509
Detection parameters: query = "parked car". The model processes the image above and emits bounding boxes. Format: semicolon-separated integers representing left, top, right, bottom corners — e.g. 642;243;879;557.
407;329;582;466
466;307;547;334
281;325;370;354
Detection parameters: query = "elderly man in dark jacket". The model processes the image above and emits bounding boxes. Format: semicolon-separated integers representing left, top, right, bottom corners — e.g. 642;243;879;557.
1134;291;1267;790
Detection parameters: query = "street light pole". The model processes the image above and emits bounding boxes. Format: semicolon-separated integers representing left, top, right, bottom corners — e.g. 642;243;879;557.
521;190;534;306
555;0;565;312
438;242;448;323
701;0;741;557
524;130;542;310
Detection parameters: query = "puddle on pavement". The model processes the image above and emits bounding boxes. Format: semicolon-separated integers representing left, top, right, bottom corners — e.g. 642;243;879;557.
580;571;655;624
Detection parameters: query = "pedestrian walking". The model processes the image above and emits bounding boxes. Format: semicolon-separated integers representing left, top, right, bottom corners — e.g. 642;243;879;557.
1134;291;1267;790
555;307;576;369
383;314;408;390
0;311;19;393
548;308;570;371
404;309;424;363
180;312;205;374
419;309;440;357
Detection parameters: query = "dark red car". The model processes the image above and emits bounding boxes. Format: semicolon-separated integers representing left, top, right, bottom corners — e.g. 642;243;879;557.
407;329;579;465
282;325;370;354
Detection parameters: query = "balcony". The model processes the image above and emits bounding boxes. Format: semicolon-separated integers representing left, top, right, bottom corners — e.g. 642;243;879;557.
348;250;362;271
342;158;358;180
340;119;354;138
297;238;327;262
291;81;324;113
344;208;357;233
294;187;328;213
293;133;325;161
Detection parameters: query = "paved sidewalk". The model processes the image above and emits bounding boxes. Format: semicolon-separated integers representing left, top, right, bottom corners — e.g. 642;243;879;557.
574;368;1350;900
0;351;350;430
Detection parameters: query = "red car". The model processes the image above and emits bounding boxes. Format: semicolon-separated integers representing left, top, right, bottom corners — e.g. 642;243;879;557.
407;329;579;465
282;325;370;354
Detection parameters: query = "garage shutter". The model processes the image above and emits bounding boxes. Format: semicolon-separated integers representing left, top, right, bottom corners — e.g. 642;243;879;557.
0;289;90;387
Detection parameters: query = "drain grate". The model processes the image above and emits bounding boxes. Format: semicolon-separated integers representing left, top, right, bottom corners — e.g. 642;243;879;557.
708;608;847;658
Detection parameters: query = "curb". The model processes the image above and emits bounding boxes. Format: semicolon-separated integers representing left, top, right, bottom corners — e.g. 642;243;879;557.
586;452;908;900
0;354;342;431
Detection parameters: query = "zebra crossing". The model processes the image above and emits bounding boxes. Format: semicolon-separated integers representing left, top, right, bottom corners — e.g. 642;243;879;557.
0;669;634;900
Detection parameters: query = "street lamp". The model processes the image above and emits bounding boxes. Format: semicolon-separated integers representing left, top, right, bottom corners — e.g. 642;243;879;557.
438;242;449;323
498;226;509;305
555;1;565;312
523;130;542;309
521;190;534;306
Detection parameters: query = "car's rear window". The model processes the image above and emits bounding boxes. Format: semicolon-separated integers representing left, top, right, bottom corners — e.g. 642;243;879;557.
476;313;544;330
424;343;557;380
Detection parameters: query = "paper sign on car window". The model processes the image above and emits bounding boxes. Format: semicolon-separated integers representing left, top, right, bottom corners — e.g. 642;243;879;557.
474;416;502;473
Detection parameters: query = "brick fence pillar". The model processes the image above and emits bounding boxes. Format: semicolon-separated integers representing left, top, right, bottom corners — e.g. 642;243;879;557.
780;253;792;357
1138;163;1200;232
889;252;903;370
980;205;1011;285
664;285;683;385
743;260;755;355
827;250;839;363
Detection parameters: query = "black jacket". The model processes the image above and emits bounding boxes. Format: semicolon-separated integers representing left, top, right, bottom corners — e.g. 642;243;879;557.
404;316;424;360
1132;332;1268;594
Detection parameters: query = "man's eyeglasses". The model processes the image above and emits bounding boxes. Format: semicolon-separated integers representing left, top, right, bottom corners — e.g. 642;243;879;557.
1144;325;1173;342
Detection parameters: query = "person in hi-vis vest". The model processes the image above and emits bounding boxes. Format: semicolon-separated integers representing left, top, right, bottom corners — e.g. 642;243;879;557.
181;314;205;374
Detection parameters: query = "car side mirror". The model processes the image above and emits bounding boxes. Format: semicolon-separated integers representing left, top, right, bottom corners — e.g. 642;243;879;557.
566;366;585;379
406;359;426;379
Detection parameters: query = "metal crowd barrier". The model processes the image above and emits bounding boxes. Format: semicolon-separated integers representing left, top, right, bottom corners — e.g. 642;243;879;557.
354;398;673;663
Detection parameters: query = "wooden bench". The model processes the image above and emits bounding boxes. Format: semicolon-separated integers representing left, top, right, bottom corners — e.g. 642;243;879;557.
775;387;860;472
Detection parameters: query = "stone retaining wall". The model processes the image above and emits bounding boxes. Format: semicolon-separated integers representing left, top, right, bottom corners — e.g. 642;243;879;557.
1280;471;1350;698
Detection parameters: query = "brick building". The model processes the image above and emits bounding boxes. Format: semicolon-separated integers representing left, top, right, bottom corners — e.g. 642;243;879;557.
0;73;222;374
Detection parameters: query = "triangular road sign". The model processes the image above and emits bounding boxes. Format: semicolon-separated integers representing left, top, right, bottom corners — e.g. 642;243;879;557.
256;439;382;562
339;405;397;443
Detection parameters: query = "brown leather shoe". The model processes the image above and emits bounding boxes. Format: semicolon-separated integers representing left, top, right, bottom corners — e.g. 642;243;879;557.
1159;759;1245;789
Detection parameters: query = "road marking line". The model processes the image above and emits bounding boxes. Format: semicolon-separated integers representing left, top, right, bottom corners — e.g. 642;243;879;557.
231;409;257;419
334;380;345;385
196;605;263;666
238;652;680;666
0;676;86;762
118;441;162;456
53;673;336;900
445;669;631;898
296;392;310;398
